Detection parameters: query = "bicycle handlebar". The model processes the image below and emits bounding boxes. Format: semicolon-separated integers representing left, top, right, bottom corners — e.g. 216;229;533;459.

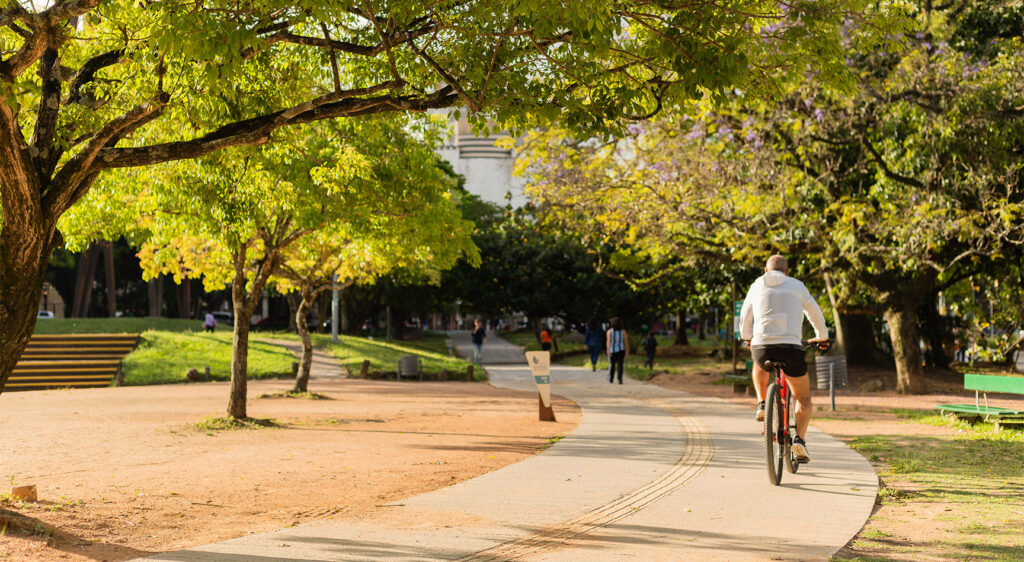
802;339;834;352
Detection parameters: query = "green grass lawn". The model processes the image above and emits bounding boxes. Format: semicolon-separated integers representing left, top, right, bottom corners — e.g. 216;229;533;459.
121;331;295;385
836;415;1024;560
264;331;482;380
33;317;221;334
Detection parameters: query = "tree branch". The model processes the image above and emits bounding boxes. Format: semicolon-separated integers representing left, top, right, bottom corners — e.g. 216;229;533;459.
95;87;456;170
860;135;926;190
32;48;62;178
65;49;124;106
46;94;169;215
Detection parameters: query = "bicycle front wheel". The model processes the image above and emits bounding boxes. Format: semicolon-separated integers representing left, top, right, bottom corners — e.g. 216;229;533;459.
764;382;784;485
785;388;799;474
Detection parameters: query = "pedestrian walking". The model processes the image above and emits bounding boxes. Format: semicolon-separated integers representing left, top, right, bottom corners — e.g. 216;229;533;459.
584;319;603;371
641;331;658;369
606;317;628;384
203;311;217;333
471;319;487;365
539;326;554;352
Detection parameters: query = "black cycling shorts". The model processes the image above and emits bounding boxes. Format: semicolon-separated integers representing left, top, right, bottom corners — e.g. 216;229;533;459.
751;345;807;377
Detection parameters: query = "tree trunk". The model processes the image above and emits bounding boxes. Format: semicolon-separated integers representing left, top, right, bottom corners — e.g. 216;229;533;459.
102;240;116;317
228;275;254;419
841;312;887;365
80;243;99;316
285;293;301;332
147;275;164;317
674;308;689;346
71;244;96;317
292;292;314;393
226;243;281;418
920;294;950;369
884;304;928;394
0;234;49;394
697;314;706;340
823;273;845;355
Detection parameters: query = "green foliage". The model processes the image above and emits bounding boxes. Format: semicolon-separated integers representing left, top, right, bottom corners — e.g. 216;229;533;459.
518;3;1024;386
121;331;295;385
439;207;665;328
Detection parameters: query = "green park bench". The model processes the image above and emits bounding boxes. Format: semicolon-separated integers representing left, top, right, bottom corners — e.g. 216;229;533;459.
936;373;1024;431
723;360;754;394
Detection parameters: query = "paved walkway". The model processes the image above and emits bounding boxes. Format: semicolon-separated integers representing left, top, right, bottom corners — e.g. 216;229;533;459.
257;338;348;379
146;334;877;561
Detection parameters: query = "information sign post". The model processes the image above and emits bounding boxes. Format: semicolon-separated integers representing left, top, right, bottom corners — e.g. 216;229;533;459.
525;351;556;422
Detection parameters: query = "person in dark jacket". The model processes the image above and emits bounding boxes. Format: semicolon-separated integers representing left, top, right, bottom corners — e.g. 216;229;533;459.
471;319;487;365
584;319;603;371
641;332;658;369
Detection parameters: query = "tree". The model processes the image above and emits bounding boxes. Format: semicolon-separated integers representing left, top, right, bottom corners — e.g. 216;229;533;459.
66;117;474;418
271;124;477;394
519;2;1024;393
1;0;882;393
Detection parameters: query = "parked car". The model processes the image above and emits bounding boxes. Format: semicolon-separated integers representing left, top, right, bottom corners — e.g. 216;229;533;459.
211;311;233;323
37;310;54;319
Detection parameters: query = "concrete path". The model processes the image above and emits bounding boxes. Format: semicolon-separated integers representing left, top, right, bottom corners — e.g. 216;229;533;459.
146;334;877;561
257;338;348;379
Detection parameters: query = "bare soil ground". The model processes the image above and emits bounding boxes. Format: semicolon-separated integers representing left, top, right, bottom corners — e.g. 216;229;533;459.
0;379;580;561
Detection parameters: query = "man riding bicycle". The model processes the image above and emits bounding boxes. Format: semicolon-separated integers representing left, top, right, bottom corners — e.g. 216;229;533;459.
739;255;830;463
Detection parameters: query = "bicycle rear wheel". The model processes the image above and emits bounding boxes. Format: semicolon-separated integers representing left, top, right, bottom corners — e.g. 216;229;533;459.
764;382;784;485
785;389;799;474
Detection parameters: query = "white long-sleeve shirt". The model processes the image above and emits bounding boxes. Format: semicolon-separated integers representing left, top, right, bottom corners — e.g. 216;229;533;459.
739;270;828;347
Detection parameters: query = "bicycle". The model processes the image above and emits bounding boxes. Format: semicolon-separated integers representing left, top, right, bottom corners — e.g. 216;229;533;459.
763;340;831;485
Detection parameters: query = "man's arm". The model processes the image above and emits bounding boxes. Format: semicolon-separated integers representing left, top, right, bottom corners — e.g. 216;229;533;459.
801;285;830;340
739;283;756;341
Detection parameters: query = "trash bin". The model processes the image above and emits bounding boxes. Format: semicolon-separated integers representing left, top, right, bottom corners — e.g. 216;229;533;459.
815;355;847;389
397;355;422;381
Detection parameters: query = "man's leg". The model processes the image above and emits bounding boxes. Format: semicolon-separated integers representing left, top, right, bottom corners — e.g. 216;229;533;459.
752;363;770;403
785;371;813;439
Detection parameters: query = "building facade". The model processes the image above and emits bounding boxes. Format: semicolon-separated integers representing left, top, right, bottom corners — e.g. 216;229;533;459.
437;119;526;208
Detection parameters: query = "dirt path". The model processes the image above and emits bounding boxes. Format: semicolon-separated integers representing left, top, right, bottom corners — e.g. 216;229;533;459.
0;379;580;561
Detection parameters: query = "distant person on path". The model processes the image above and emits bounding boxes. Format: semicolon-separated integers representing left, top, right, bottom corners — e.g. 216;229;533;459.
471;319;487;365
539;326;554;352
641;331;658;369
739;254;829;464
606;317;628;384
203;311;217;333
584;319;603;371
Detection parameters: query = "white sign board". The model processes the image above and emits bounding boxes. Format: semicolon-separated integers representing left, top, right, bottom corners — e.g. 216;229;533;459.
525;351;552;408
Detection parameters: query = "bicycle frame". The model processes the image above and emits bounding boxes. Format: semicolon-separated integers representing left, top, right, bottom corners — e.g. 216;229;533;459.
764;360;799;485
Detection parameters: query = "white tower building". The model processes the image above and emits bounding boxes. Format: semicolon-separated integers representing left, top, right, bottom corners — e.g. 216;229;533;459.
437;119;526;208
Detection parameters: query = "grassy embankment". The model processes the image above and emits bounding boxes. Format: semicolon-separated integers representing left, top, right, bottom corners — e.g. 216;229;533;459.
31;319;479;384
272;332;482;380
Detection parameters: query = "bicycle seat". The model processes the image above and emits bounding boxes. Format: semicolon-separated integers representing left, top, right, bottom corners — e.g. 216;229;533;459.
763;360;787;370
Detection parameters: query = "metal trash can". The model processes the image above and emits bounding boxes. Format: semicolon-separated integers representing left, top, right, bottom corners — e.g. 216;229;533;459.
397;355;422;381
815;356;848;389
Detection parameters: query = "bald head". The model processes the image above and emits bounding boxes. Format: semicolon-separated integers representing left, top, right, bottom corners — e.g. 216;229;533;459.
766;254;788;274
